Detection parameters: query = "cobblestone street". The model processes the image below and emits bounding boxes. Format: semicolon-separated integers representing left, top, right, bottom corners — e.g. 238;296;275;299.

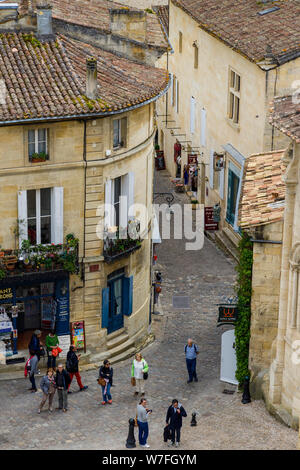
0;170;297;450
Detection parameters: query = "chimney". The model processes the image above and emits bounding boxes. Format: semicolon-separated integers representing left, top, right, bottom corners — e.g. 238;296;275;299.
36;2;53;38
86;57;98;100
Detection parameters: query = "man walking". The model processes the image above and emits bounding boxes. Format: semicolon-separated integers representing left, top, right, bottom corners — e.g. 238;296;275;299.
185;338;199;383
66;345;88;393
25;350;38;392
137;398;152;448
55;363;71;412
166;399;187;447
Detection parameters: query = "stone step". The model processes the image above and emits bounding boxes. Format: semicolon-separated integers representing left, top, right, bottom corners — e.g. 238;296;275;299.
207;229;239;262
107;332;129;350
108;347;136;365
106;327;126;341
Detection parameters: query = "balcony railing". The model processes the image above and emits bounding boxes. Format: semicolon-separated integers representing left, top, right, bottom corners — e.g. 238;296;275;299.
103;220;142;263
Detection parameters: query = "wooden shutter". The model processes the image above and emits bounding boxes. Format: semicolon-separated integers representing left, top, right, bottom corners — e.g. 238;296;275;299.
122;276;133;316
51;187;64;244
201;108;206;147
219;167;224;200
18;190;28;248
226;169;233;223
209;150;214;189
105;179;113;228
190;97;195;134
102;287;110;328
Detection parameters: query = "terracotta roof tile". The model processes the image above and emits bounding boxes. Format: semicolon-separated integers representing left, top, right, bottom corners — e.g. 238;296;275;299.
153;5;169;34
172;0;300;64
270;95;300;143
0;32;169;122
239;149;286;228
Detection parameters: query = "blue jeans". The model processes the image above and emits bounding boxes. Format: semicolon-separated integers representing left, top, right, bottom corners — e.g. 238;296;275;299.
29;374;36;390
137;420;149;445
186;358;197;381
101;383;112;402
47;354;56;369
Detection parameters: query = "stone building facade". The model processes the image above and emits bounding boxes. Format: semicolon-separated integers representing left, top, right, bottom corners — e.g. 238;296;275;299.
155;0;300;253
0;3;169;368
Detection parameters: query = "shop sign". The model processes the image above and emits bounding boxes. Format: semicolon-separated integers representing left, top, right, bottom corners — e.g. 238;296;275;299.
0;288;13;301
218;305;238;325
205;207;219;231
55;280;70;335
57;334;71;359
71;321;86;352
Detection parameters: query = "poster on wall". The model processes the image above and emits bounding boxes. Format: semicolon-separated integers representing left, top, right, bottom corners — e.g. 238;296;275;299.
57;334;71;359
55;280;70;336
70;321;86;352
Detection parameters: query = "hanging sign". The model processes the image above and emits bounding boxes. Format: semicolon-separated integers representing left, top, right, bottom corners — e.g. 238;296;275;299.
188;154;198;166
71;321;86;352
218;305;238;325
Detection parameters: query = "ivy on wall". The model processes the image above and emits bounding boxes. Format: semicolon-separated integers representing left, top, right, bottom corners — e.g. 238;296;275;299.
235;231;253;386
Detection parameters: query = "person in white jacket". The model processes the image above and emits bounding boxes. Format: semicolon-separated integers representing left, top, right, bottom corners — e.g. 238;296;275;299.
131;353;149;397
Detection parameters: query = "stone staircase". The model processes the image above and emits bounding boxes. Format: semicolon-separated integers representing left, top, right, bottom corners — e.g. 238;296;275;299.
89;327;139;365
206;227;239;262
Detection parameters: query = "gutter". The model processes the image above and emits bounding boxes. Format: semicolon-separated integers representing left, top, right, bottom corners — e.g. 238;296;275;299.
0;79;171;127
250;239;282;245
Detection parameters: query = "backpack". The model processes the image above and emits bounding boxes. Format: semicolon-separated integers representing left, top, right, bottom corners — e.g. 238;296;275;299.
185;343;197;354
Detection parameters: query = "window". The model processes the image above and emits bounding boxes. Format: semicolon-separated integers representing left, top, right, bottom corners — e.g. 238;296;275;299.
228;70;240;124
113;176;122;228
105;173;134;229
194;44;198;69
18;187;63;246
179;31;182;53
113;118;127;149
28;129;48;160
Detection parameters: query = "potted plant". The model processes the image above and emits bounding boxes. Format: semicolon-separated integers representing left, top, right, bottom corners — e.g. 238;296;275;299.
30;151;48;163
191;199;199;210
4;255;17;271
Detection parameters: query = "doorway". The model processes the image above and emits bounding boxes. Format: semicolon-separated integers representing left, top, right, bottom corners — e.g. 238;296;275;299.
107;269;125;334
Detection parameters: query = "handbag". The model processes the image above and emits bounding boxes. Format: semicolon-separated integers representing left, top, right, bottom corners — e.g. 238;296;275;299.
143;372;148;380
134;414;138;427
52;347;62;358
97;377;106;387
131;377;136;387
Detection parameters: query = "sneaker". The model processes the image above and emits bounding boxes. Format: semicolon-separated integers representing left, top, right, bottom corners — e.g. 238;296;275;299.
37;369;41;375
134;392;139;396
187;380;192;384
31;389;37;393
175;442;179;447
141;393;145;397
63;409;67;412
107;399;112;404
80;386;88;391
167;442;174;447
140;444;150;448
37;409;41;414
67;391;72;394
101;401;106;405
48;408;53;413
194;377;198;382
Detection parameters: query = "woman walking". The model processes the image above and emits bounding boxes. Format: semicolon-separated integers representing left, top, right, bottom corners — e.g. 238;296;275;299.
45;329;59;369
38;368;56;413
131;353;149;397
99;359;113;405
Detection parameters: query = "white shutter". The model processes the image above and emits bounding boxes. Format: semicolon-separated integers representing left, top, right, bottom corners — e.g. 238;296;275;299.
219;167;224;199
127;172;135;220
170;73;174;106
175;79;179;113
209;150;214;189
18;190;28;248
51;187;64;244
190;97;195;134
120;174;129;228
201;108;206;147
104;179;113;228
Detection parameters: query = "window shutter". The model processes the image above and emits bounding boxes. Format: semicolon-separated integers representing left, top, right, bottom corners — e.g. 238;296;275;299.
18;190;28;248
170;73;174;106
175;79;179;113
226;169;233;223
190;97;195;134
104;179;113;228
127;172;135;220
219;167;224;200
201;108;206;147
209;150;214;189
51;187;64;244
102;287;110;328
122;276;133;316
